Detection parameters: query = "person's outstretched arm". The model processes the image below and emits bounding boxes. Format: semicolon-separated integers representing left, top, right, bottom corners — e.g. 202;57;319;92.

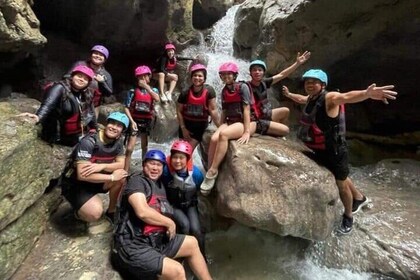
272;51;311;85
282;86;308;104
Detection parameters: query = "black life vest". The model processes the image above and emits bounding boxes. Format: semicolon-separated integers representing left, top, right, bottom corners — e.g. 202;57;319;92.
298;90;346;150
129;88;154;120
246;81;272;120
114;173;174;239
89;133;123;163
165;157;197;208
165;57;177;71
222;82;244;123
182;86;209;121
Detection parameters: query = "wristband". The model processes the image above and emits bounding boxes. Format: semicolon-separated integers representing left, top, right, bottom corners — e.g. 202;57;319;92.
110;174;114;182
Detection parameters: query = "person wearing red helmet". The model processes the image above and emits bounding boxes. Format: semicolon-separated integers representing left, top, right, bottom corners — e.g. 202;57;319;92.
161;140;207;257
65;45;113;117
247;51;311;137
283;69;397;235
200;62;258;196
124;65;160;159
177;63;220;151
19;65;97;146
152;42;194;102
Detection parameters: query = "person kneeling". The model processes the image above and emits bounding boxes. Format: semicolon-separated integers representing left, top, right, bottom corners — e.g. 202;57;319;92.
61;112;129;222
111;150;212;280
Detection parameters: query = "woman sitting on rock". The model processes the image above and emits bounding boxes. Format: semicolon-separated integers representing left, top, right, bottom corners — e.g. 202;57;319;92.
19;65;97;147
200;62;257;196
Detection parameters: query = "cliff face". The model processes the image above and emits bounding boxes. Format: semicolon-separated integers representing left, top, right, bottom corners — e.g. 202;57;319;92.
234;0;420;134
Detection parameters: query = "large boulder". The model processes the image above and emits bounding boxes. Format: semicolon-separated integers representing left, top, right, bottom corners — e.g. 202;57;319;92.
234;0;420;135
0;96;69;279
212;135;340;241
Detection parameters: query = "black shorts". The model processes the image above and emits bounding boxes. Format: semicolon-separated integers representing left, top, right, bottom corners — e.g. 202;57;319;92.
256;119;270;135
134;119;153;135
178;121;208;142
306;143;349;180
61;177;106;210
111;233;185;280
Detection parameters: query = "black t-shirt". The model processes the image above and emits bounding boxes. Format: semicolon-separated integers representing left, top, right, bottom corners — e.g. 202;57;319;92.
249;77;274;101
177;84;216;104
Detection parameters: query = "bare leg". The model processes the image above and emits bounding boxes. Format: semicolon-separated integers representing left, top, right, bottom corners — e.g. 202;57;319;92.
336;178;354;217
153;72;166;96
104;181;123;213
207;125;226;168
266;121;289;137
174;236;212;280
77;195;103;222
124;134;137;171
160;258;186;280
141;133;148;159
166;74;178;97
271;107;289;124
347;177;364;201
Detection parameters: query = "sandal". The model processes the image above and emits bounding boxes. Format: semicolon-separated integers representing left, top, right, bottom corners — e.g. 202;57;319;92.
200;170;218;196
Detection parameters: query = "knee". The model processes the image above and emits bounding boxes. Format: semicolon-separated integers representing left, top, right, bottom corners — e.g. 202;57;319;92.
158;73;165;79
219;130;229;141
79;203;103;222
163;261;185;280
210;133;219;143
172;74;178;81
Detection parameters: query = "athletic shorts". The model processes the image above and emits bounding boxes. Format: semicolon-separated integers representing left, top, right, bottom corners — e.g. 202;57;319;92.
111;233;185;280
256;119;270;135
61;178;106;211
178;121;208;142
134;119;152;135
306;143;350;181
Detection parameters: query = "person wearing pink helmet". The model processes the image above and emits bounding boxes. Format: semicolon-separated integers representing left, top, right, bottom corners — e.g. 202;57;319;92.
124;65;160;159
247;51;311;137
152;42;194;102
161;140;207;257
66;44;113;117
200;62;258;196
177;63;220;151
283;69;397;235
19;65;97;146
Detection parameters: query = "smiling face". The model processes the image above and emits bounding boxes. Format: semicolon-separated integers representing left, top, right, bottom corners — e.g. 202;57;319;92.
170;152;188;171
90;51;106;66
219;71;236;85
143;159;164;180
104;119;124;139
304;78;325;96
250;65;265;82
191;70;206;87
166;49;175;58
71;72;90;90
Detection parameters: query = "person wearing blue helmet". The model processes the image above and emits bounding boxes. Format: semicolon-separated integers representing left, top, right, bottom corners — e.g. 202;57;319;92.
111;149;212;280
283;69;398;235
65;44;113;117
61;111;129;223
247;51;311;137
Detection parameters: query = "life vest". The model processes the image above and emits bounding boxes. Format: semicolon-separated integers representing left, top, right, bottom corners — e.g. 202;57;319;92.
246;81;271;120
222;82;243;123
89;133;122;163
129;88;154;120
165;57;177;71
182;86;209;121
114;174;173;238
165;157;196;208
298;90;346;150
92;89;102;107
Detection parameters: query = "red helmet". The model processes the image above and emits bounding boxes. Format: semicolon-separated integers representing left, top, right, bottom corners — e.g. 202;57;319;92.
165;43;176;51
190;64;207;78
219;62;239;74
135;65;152;77
71;65;95;81
171;140;193;160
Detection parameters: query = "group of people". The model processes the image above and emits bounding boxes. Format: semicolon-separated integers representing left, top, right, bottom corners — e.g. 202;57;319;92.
17;41;398;279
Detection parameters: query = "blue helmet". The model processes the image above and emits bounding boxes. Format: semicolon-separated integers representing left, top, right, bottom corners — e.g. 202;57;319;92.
302;69;328;86
107;112;129;130
143;150;166;164
249;60;267;72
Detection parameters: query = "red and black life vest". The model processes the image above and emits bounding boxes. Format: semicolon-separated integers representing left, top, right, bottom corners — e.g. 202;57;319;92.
129;88;154;120
246;81;272;120
89;133;122;164
222;82;243;123
182;86;209;121
298;90;346;150
165;57;177;71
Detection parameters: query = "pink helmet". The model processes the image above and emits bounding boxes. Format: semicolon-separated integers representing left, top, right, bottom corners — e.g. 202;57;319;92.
135;65;152;77
71;65;95;80
165;43;176;51
171;140;193;160
91;45;109;59
190;64;207;78
219;62;239;74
